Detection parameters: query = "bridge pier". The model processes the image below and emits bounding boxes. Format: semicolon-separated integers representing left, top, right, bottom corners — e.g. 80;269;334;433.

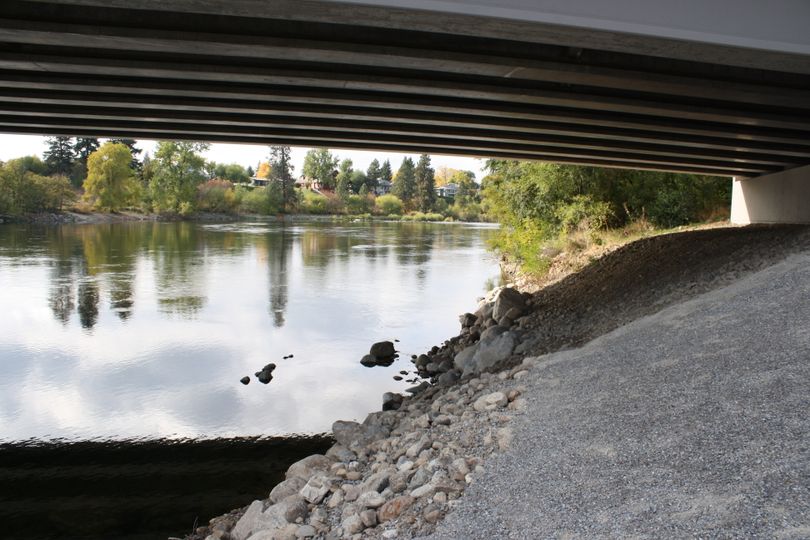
731;165;810;224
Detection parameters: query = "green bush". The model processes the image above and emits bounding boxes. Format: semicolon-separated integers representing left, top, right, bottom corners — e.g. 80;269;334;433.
375;194;404;215
300;190;331;214
240;187;270;214
345;194;374;215
197;179;238;213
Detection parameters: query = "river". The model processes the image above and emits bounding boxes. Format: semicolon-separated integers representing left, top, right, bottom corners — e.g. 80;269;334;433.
0;219;500;539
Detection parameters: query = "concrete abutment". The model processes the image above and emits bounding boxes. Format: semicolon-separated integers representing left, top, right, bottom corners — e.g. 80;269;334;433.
731;165;810;224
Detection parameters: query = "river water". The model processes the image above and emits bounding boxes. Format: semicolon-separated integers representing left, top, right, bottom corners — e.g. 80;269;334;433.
0;219;500;539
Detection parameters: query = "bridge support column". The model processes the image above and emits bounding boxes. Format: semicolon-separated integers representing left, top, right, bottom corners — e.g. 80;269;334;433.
731;165;810;224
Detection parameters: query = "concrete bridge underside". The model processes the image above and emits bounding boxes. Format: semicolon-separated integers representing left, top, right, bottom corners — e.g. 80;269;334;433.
1;0;810;221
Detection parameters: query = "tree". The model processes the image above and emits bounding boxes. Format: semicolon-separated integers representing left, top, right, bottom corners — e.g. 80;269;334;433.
302;148;338;190
108;138;143;172
366;159;381;192
43;136;75;176
246;165;255;177
149;141;209;214
335;158;353;200
74;138;100;163
392;157;416;203
269;145;296;211
213;162;250;183
83;142;138;211
380;159;393;183
257;162;271;179
414;154;436;212
350;170;368;194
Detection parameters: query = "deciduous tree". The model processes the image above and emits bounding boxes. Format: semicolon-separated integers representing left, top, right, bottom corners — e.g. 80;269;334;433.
302;148;338;190
83;142;138;211
149;141;209;214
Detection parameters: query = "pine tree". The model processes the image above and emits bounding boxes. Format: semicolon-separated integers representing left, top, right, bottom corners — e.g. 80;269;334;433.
43;136;75;176
269;145;296;211
392;157;416;203
380;159;393;183
74;138;100;162
366;159;381;192
414;154;436;212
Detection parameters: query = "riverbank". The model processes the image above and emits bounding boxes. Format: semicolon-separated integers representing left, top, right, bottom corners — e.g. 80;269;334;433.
184;224;810;540
0;210;490;227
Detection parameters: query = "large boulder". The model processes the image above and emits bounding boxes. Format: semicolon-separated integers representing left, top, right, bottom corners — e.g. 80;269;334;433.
492;287;525;323
332;420;388;449
454;329;516;377
269;476;307;504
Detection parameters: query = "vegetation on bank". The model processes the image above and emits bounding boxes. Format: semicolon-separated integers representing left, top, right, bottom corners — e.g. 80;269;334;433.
0;139;484;222
481;160;731;277
1;137;732;278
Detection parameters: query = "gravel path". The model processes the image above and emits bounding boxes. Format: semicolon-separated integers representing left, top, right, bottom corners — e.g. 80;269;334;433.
429;249;810;538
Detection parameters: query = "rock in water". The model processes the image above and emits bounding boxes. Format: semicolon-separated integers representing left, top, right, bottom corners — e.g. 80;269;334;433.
370;341;396;360
257;370;274;384
240;376;250;385
360;354;378;367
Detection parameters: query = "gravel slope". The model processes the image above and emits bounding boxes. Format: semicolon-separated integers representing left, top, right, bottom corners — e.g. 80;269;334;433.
428;245;810;538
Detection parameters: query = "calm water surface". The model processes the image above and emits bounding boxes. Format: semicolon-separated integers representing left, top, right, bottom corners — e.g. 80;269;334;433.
0;220;500;441
0;219;499;539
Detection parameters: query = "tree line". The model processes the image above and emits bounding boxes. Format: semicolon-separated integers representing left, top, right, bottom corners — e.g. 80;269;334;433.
0;139;483;220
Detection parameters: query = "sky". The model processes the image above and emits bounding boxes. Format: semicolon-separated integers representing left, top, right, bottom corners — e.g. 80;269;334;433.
0;134;489;181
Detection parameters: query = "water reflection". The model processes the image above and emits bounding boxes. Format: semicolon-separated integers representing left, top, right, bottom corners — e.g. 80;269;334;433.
0;220;500;441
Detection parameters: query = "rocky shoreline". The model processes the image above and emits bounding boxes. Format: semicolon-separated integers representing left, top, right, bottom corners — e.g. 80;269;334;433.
181;224;810;540
182;285;533;540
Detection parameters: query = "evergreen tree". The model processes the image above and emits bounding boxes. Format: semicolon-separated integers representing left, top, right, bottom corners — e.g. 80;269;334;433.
74;137;100;162
380;159;393;183
414;154;436;212
43;136;75;176
246;165;255;177
336;159;353;200
366;159;381;192
269;145;296;211
392;157;416;203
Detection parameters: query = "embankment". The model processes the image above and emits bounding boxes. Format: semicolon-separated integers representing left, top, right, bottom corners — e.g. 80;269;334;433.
187;224;810;540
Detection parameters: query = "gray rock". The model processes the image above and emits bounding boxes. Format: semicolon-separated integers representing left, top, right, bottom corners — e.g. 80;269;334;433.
231;500;266;540
453;344;478;373
437;370;460;386
463;332;516;376
360;470;391;493
415;354;430;368
459;312;477;329
423;503;443;523
295;525;316;538
410;484;436;498
300;474;331;504
270;477;307;504
370;341;396;359
492;287;525;323
360;509;378;528
325;444;356;463
382;392;403;411
405;381;430;395
405;435;432;458
357;491;386;509
282;496;309;523
472;392;508;412
360;354;378;367
332;420;387;448
286;454;332;481
341;514;365;535
479;325;509;341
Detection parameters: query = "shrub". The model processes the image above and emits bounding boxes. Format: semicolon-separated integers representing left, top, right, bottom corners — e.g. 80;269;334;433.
300;191;331;214
375;194;404;215
240;187;270;214
197;179;237;213
345;194;374;215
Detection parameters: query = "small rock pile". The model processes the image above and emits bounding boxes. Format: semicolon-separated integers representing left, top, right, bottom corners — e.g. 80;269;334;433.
197;358;537;540
410;287;532;385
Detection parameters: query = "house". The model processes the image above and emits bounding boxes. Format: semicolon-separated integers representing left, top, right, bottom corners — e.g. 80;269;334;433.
374;180;393;196
435;182;459;198
250;176;270;188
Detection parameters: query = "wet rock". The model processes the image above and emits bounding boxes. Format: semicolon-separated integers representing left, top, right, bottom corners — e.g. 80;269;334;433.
370;341;396;360
257;371;274;384
382;392;404;411
459;312;477;329
240;376;250;385
360;355;378;367
405;381;430;395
